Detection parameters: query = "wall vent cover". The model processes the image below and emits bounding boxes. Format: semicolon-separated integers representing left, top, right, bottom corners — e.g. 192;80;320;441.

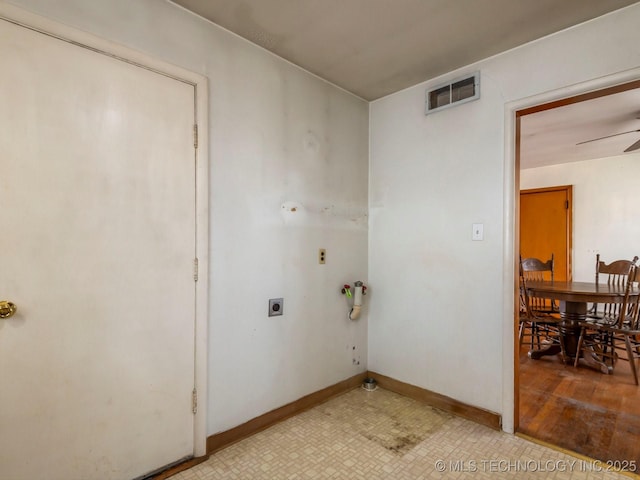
425;72;480;114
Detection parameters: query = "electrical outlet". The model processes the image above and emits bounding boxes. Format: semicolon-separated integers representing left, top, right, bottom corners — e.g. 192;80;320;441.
268;298;283;317
319;248;326;264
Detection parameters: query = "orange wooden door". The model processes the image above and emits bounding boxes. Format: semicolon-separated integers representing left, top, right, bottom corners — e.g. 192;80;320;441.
520;186;572;281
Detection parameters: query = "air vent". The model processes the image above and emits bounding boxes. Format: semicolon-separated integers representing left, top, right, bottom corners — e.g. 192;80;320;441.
425;72;480;114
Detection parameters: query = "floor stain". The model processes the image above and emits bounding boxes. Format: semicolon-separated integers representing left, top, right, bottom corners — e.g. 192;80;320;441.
320;388;452;456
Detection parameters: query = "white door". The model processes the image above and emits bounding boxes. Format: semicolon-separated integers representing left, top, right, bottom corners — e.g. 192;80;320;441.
0;17;197;480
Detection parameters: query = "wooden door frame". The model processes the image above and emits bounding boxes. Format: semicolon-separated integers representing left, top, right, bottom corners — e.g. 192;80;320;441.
520;185;573;281
0;4;210;458
509;77;640;433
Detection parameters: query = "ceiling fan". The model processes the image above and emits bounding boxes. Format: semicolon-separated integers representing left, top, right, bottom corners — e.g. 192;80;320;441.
576;127;640;153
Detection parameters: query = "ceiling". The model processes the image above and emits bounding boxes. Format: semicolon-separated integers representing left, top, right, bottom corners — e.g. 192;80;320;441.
520;87;640;169
171;0;640;168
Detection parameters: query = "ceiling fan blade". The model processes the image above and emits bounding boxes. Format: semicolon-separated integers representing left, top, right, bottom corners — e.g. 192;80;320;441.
624;138;640;152
576;129;640;146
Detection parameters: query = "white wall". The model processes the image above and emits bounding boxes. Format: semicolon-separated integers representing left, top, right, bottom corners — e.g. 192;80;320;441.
9;0;640;441
369;3;640;426
521;153;640;282
6;0;369;435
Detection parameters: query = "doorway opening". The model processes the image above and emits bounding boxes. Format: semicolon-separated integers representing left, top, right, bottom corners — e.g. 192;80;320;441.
514;79;640;465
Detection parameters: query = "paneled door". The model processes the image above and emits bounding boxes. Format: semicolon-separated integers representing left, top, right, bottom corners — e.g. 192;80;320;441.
520;186;572;281
0;16;197;480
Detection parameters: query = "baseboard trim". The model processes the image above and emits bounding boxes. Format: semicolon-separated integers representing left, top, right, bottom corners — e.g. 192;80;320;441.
151;370;499;477
149;455;209;480
206;372;368;454
204;370;500;458
367;371;502;430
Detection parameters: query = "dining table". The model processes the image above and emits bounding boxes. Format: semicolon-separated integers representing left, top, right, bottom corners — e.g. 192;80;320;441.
524;280;640;373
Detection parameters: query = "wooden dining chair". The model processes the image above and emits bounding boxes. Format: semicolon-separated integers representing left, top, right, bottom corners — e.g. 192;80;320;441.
520;254;557;314
575;263;640;385
519;258;565;361
588;254;639;319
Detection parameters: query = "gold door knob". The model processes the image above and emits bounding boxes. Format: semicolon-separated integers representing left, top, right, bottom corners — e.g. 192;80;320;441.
0;301;17;319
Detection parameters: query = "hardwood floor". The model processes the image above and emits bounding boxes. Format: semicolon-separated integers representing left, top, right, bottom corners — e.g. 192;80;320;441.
518;346;640;474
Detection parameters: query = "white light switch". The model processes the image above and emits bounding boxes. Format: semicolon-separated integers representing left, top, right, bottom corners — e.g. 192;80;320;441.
472;223;484;241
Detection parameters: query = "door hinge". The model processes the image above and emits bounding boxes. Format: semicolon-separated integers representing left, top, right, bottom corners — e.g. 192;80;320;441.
192;388;198;415
565;200;569;209
193;258;199;282
193;124;198;149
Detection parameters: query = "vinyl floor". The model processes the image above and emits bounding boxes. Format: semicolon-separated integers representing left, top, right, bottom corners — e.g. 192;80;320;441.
172;386;633;479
